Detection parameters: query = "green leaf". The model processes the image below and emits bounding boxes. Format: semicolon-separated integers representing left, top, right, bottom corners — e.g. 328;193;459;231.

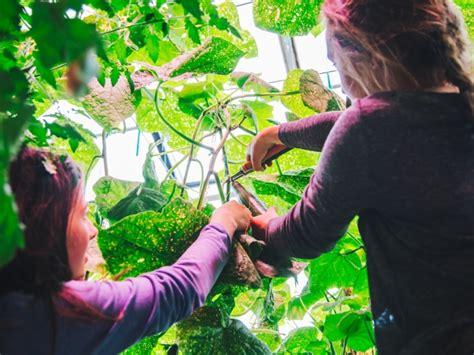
107;186;168;222
185;18;201;45
48;117;100;179
231;72;279;94
282;69;317;118
110;67;120;86
209;1;258;59
243;168;315;215
136;89;201;149
283;327;328;353
240;100;274;131
176;307;272;354
0;0;21;35
170;37;245;77
253;0;323;36
93;176;140;216
308;234;366;299
177;0;202;21
300;69;345;112
0;105;33;267
0;175;25;268
146;34;160;63
114;38;128;65
287;292;320;320
323;311;375;352
99;198;208;278
121;334;161;355
81;76;134;130
30;3;102;68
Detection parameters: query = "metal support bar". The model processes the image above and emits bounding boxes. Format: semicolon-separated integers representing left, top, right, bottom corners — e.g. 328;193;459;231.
152;132;176;179
278;36;301;71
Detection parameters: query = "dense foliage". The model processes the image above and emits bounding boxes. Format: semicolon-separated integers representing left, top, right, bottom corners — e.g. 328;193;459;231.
1;0;472;354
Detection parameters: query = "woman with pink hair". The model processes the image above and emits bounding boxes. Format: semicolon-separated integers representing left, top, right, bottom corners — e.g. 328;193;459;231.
0;147;251;354
249;0;473;353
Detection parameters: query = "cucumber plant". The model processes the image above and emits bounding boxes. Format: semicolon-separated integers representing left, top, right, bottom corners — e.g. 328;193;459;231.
2;0;471;353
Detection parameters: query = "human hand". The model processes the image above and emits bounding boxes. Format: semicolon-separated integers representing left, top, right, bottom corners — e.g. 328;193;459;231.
210;201;252;239
250;207;278;241
246;125;287;171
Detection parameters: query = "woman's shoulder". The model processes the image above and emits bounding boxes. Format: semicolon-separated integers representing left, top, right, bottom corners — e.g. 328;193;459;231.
348;90;468;129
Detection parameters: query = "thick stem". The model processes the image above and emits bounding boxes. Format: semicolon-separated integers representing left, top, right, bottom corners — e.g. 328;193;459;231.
162;153;189;183
197;109;232;209
224;90;301;105
342;336;348;354
101;130;109;177
219;129;231;202
213;172;226;204
181;110;211;195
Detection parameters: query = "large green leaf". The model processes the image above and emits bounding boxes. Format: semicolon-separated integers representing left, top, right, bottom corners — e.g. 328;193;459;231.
282;327;328;353
209;0;258;58
281;69;317;118
0;175;25;268
98;198;207;278
323;310;375;352
107;186;168;222
253;0;323;36
93;176;140;216
170;37;245;77
99;197;262;290
49;118;100;179
300;69;346;113
176;306;272;354
240;100;274;131
136;89;201;149
81;76;135;131
308;233;367;299
243;168;314;214
0;105;34;267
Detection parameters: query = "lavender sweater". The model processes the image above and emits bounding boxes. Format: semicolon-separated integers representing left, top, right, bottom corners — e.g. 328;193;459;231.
0;224;231;354
270;91;474;354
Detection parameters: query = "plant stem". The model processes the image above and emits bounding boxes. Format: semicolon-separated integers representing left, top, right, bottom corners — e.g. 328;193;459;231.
100;18;164;35
101;130;109;176
213;172;226;204
144;86;214;151
224;90;300;105
162;153;189;182
197;109;232;209
342;336;348;354
275;160;283;176
219;129;231;202
342;246;364;256
181;109;212;195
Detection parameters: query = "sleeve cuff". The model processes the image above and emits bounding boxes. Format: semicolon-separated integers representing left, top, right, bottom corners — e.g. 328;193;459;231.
264;216;290;258
202;223;232;247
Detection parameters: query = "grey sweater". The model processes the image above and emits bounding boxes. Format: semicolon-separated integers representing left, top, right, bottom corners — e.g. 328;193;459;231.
270;91;474;354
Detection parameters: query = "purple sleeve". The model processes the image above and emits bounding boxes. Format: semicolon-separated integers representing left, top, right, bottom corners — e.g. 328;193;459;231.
279;111;343;151
266;103;372;258
64;223;231;353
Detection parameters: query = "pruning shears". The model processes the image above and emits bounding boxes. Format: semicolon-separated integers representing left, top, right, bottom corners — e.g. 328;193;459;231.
224;146;293;184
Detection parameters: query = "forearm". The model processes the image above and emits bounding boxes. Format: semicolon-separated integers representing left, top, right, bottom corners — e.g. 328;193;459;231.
69;223;232;353
144;223;231;331
278;111;343;151
264;176;348;259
